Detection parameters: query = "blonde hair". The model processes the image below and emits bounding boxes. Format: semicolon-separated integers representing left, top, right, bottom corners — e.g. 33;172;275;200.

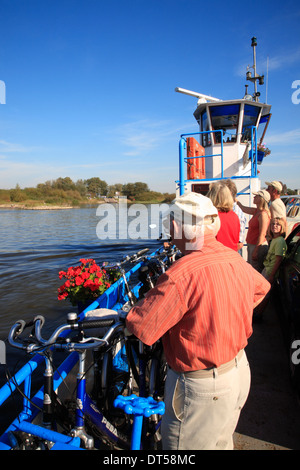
255;195;271;217
270;217;286;238
206;181;234;212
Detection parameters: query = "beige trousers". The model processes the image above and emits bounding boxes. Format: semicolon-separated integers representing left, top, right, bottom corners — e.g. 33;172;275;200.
161;351;251;450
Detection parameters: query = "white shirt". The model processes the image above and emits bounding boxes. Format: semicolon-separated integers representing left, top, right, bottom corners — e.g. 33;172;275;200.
270;198;286;219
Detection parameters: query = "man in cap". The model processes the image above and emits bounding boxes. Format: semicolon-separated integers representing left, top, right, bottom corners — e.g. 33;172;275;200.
126;192;270;450
265;181;286;220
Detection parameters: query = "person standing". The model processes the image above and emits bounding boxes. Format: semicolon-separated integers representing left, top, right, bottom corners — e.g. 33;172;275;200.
224;179;247;254
237;190;271;272
254;217;287;321
206;181;240;251
262;217;287;285
126;192;270;450
265;181;286;221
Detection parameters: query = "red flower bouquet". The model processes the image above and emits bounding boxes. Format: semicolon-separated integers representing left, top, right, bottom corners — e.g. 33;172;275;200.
58;258;113;306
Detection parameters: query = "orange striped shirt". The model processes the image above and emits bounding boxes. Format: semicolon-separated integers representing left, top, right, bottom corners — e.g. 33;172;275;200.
126;233;270;372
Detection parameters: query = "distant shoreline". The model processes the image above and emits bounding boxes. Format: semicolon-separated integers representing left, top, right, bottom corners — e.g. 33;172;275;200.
0;198;124;210
0;203;75;210
0;197;171;210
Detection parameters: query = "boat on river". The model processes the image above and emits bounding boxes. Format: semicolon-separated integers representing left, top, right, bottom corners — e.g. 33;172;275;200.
0;37;272;450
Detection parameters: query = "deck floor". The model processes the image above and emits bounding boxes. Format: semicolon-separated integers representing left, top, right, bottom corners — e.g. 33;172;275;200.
233;299;300;450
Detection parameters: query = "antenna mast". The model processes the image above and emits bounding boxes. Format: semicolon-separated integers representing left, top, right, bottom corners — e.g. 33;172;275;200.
246;37;265;102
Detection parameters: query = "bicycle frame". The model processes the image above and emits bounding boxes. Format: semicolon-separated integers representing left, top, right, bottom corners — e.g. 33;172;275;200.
71;348;132;449
52;324;163;449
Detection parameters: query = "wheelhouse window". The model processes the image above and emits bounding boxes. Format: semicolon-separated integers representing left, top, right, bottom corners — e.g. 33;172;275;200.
241;104;260;142
209;104;240;143
200;110;211;147
257;113;271;143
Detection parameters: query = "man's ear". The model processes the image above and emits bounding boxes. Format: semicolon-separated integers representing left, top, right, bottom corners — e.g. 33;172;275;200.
172;218;182;239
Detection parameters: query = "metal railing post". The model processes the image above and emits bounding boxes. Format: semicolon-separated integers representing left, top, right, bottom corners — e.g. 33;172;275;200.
179;137;186;195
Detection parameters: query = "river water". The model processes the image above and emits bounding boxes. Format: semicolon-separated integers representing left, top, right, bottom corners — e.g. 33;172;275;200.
0;205;163;432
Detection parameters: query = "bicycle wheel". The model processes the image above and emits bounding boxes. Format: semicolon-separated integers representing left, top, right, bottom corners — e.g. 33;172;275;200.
149;340;167;401
142;340;167;449
93;333;134;430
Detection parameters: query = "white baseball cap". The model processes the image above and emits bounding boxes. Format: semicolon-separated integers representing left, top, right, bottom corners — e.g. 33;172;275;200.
265;181;283;193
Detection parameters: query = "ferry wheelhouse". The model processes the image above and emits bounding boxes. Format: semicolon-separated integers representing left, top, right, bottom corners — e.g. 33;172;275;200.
175;37;271;215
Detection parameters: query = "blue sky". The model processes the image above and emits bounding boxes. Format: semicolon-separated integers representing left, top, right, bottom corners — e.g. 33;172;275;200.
0;0;299;194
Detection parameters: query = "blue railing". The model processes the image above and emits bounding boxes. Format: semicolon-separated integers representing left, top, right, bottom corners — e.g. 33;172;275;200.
248;126;258;177
177;127;259;195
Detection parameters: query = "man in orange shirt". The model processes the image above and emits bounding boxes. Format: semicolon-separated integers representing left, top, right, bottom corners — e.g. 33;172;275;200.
126;192;270;450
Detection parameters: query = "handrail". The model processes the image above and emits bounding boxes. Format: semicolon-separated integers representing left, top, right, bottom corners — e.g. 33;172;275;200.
0;355;44;407
249;126;258;177
177;127;258;195
0;351;79;448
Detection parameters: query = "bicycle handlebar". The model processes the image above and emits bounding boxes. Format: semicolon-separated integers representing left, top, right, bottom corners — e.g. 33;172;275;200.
123;248;150;262
103;248;150;269
8;312;126;354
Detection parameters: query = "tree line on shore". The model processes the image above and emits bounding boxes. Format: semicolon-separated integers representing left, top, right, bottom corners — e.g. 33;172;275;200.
0;177;176;206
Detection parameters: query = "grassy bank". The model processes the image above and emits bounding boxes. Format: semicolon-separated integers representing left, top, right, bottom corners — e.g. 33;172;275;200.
0;185;175;210
0;180;175;209
0;196;175;210
0;198;112;210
